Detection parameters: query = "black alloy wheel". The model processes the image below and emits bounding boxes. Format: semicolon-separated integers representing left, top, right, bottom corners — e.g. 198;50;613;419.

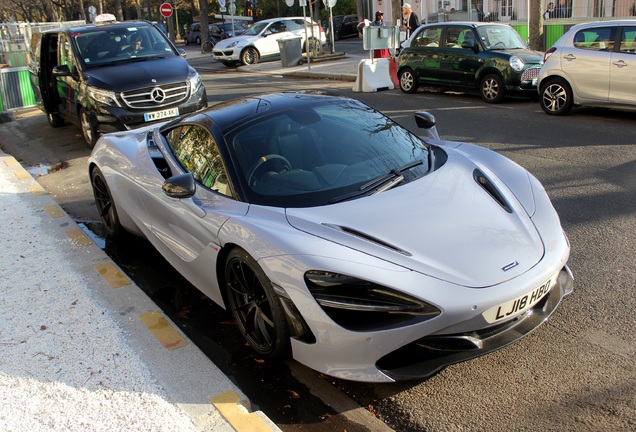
90;167;123;238
224;248;290;359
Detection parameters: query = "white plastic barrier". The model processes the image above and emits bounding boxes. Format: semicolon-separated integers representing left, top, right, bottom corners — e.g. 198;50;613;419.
352;58;394;93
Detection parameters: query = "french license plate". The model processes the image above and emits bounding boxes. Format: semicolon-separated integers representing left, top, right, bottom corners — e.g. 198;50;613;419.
483;275;556;324
532;78;537;86
144;107;179;122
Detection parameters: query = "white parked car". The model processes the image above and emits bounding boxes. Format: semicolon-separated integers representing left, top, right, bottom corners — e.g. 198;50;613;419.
538;20;636;115
212;17;326;66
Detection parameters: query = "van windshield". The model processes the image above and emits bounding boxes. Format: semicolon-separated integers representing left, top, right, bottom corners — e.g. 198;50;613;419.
74;26;175;67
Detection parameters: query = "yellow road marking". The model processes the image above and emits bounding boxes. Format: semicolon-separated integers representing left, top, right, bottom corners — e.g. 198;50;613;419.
65;229;93;247
28;185;46;195
138;311;187;350
210;391;273;432
14;170;30;180
4;159;19;167
43;205;64;218
94;261;131;288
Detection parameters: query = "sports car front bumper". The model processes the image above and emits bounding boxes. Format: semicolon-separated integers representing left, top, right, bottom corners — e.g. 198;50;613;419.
376;266;574;381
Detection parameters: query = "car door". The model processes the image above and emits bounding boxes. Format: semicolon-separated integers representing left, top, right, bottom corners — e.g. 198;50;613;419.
609;25;636;105
405;26;443;85
55;32;80;122
255;20;294;56
438;26;483;88
564;26;616;102
137;123;248;304
341;16;358;38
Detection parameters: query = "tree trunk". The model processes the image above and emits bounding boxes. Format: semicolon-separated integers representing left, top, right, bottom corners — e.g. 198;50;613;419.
529;0;544;51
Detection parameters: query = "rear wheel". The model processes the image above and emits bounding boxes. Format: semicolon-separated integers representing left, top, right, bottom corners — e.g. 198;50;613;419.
80;107;98;149
480;73;505;103
540;78;574;115
47;112;65;128
201;39;215;53
224;248;290;359
399;68;419;94
90;167;123;238
240;47;259;65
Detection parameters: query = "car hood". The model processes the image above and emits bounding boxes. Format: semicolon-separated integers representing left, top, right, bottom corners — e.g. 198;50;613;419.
216;34;257;48
83;56;191;92
286;154;544;288
498;48;544;64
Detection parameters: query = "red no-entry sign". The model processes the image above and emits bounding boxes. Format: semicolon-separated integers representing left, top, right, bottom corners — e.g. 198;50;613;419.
160;3;173;17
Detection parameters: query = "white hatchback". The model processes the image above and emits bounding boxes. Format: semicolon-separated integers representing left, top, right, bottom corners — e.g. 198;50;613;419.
212;17;326;66
538;20;636;115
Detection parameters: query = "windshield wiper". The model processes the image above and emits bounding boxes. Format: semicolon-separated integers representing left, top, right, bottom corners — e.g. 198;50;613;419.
329;160;423;204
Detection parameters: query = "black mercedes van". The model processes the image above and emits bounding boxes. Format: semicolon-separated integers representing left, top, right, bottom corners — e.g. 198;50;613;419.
29;20;207;148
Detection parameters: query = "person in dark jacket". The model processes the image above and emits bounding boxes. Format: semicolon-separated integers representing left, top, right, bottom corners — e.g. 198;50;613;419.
402;3;420;38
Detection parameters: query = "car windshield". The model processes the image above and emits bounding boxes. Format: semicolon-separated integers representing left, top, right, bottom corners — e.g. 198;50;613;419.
476;25;527;50
74;25;175;67
226;98;438;207
243;21;269;36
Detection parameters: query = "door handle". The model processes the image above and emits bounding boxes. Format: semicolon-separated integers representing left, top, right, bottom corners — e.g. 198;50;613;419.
563;54;576;61
612;60;628;68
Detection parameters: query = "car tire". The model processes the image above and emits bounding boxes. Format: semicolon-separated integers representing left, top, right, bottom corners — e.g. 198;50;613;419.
184;38;190;46
224;248;291;359
90;166;123;238
240;47;259;65
540;78;574;116
47;112;65;128
221;61;238;67
334;31;341;41
196;36;201;45
480;74;505;103
399;68;419;94
80;107;99;149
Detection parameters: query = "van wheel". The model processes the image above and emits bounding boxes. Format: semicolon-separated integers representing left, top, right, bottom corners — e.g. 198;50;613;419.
240;47;259;65
80;108;99;149
480;74;504;103
47;113;65;128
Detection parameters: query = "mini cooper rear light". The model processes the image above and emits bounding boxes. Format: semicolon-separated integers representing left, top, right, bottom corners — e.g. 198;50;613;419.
305;271;440;331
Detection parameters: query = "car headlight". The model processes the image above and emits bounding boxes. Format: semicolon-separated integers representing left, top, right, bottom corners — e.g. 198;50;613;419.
187;69;202;94
510;55;525;72
305;270;441;331
227;40;240;48
87;86;120;107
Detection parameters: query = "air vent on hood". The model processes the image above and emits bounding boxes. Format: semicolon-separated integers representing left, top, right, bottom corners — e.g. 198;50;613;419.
322;223;412;256
473;169;512;213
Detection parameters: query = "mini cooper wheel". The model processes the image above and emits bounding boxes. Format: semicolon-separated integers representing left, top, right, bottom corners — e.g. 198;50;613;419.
540;78;574;116
240;47;259;65
90;167;123;238
399;68;419;94
80;108;99;149
480;73;505;103
224;248;290;359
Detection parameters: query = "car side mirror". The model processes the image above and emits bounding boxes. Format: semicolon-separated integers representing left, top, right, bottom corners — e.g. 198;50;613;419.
414;111;440;140
52;64;72;77
461;39;479;53
163;173;196;198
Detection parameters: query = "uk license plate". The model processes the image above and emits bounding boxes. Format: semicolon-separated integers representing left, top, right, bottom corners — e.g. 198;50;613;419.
144;107;179;122
482;275;556;324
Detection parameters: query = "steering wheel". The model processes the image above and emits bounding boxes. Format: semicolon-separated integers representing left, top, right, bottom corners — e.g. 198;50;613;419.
492;41;506;49
247;154;292;186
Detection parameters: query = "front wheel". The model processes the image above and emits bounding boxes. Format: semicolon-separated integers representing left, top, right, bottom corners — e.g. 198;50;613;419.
90;167;123;238
240;47;259;65
399;68;419;94
480;73;505;103
224;248;290;359
80;107;99;149
540;78;574;116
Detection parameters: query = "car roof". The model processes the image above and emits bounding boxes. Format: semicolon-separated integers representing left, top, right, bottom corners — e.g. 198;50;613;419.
257;16;312;24
43;20;153;35
569;19;636;30
421;21;512;28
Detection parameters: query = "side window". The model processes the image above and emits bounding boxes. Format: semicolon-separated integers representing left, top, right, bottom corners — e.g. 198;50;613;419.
286;19;304;32
573;27;616;51
412;27;441;47
165;125;231;197
443;27;466;48
619;26;636;54
58;33;74;71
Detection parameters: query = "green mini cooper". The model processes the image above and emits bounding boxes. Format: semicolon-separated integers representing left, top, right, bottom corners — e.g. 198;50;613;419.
398;22;543;103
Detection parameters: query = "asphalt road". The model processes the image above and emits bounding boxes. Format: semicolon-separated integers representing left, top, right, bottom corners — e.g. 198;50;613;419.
2;41;634;431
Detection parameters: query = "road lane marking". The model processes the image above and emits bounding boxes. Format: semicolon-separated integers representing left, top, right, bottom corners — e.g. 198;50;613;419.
65;229;93;247
94;261;131;288
43;205;64;218
138;311;187;350
14;170;30;180
210;391;274;432
28;185;46;195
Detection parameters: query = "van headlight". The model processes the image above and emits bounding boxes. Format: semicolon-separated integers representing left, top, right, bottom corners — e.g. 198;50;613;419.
187;70;202;93
87;86;120;107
